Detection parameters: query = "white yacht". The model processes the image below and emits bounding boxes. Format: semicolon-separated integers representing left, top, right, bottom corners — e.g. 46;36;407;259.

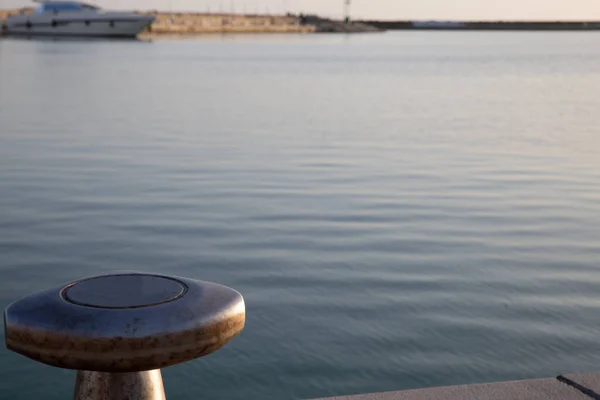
2;1;155;38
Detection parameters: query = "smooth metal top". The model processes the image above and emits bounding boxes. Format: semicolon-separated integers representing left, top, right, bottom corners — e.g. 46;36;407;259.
4;272;245;373
63;275;186;309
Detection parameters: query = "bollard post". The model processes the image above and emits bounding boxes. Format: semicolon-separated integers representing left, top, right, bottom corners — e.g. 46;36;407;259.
3;272;245;400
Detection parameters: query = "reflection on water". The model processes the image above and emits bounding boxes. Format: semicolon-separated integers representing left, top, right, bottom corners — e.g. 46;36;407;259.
1;32;600;400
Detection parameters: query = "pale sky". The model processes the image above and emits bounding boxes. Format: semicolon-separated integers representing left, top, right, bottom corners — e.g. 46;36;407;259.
2;0;600;20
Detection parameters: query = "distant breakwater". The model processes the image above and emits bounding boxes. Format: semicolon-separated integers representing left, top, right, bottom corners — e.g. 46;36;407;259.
361;20;600;31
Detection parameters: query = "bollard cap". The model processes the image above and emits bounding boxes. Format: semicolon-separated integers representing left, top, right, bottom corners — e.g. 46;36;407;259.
3;272;245;373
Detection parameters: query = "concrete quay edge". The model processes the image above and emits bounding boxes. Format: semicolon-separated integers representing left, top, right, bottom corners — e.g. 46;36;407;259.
312;373;600;400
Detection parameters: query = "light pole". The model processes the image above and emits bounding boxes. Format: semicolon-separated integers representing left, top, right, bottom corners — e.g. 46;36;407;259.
344;0;351;23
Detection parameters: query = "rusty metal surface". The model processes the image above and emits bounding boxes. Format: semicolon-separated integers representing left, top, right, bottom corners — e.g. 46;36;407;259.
74;370;166;400
4;271;246;372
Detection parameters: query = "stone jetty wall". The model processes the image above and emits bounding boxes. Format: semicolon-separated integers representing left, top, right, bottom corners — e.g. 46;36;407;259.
142;12;315;35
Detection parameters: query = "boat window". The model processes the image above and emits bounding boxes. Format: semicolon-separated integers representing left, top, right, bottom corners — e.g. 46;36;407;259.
35;2;99;13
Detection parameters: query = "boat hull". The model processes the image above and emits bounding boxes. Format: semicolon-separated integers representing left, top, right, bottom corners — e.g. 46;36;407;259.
2;11;154;38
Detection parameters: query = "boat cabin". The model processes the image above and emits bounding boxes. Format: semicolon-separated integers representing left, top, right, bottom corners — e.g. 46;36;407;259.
34;1;100;14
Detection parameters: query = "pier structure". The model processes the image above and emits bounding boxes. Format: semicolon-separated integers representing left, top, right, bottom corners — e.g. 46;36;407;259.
313;374;600;400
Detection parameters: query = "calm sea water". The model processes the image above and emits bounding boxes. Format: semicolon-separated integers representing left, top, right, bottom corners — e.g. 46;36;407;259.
1;31;600;399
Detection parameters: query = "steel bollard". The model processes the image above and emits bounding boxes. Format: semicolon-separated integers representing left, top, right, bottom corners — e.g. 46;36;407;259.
3;271;246;400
